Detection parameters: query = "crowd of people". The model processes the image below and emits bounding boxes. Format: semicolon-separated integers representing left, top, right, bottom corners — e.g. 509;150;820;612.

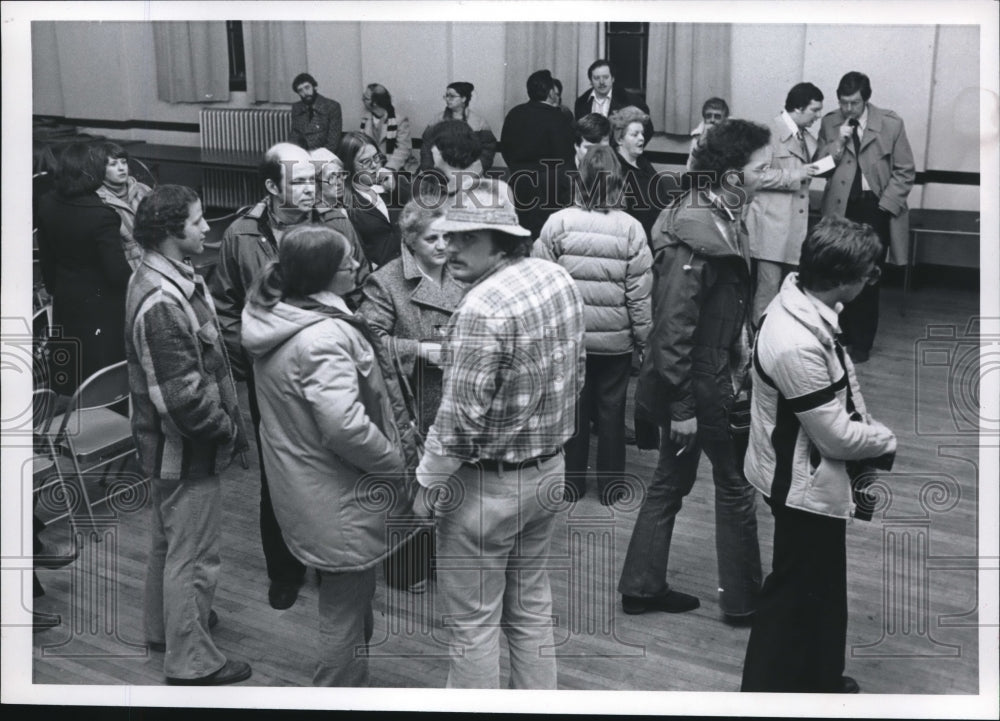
31;60;909;692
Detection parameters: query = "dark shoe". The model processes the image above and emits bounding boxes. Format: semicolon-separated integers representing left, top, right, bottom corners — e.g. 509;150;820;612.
848;347;870;363
722;612;755;627
32;611;60;632
599;486;625;506
166;658;252;686
148;609;218;652
268;580;301;610
624;426;637;446
840;676;860;694
622;590;701;615
35;541;78;570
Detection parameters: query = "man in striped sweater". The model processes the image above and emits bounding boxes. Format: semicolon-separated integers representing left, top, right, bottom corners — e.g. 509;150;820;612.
126;185;251;686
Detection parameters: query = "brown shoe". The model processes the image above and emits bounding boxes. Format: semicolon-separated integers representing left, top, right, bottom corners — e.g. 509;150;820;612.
166;659;251;686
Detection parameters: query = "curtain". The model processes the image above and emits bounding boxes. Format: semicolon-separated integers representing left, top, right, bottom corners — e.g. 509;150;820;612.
503;23;600;113
646;23;732;134
244;22;308;104
153;22;230;103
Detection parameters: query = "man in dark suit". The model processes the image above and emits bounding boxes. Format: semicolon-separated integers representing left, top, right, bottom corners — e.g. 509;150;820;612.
289;72;343;152
816;71;914;362
500;69;575;237
573;59;654;140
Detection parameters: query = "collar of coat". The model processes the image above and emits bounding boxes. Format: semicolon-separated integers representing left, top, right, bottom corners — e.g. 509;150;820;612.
776;273;842;350
653;189;747;261
141;249;202;299
399;245;465;312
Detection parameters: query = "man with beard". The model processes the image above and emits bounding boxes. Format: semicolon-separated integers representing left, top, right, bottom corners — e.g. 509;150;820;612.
289;72;343;152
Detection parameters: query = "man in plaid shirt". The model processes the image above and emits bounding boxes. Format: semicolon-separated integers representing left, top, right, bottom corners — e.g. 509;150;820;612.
414;178;586;688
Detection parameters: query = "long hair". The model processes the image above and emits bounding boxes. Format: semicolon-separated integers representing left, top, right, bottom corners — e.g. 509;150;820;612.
574;145;624;212
336;131;381;208
444;81;474;121
248;225;351;309
54;142;106;197
366;83;395;118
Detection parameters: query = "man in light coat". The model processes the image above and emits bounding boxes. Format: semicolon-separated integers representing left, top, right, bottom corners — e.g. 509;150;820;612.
746;82;825;325
816;71;915;362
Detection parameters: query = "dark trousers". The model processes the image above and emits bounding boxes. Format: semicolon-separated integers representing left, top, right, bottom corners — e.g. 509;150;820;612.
741;502;847;692
246;372;306;586
841;190;891;354
564;353;632;496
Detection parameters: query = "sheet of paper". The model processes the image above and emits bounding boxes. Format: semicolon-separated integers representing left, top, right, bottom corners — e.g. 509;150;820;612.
811;155;836;173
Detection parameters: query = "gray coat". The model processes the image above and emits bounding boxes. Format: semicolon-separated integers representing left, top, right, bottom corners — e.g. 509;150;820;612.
357;247;465;434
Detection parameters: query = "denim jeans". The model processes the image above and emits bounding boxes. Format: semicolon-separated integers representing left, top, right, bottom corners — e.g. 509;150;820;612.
314;567;376;687
434;455;562;689
564;353;632;496
143;475;227;679
617;426;762;616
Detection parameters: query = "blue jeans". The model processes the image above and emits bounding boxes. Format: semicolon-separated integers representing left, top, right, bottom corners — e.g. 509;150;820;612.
434;455;562;689
617;426;762;616
143;475;227;679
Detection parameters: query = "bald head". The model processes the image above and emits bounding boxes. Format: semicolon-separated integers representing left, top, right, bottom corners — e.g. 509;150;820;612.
260;142;316;212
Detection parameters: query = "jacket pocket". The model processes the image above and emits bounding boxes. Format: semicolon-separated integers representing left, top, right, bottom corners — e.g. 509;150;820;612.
196;320;224;374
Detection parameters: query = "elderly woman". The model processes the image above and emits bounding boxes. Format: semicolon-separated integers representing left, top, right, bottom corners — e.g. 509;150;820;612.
533;145;653;505
242;224;416;686
420;82;497;172
360;83;414;173
358;197;465;435
95;141;152;270
610;106;681;244
36;142;132;395
338;131;411;268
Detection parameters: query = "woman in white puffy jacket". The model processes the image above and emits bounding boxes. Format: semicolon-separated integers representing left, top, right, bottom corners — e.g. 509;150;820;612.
532;145;653;505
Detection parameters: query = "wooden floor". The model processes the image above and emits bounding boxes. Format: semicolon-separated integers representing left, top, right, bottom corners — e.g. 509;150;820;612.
27;275;984;696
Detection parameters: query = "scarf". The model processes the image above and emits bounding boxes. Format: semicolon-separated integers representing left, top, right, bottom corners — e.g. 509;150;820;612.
96;177;149;270
361;111;397;156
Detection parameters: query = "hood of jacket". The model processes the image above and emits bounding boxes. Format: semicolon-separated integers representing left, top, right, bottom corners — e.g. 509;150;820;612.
773;273;839;352
241;299;329;359
652;190;743;260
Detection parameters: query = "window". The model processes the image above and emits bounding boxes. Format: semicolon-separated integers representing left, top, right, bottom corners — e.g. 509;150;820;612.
226;21;247;92
604;22;649;98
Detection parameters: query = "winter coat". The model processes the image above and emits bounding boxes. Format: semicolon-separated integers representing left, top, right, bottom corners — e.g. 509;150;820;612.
357;246;465;434
745;113;815;265
532;206;652;355
290;93;343;152
817;103;915;262
241;294;417;572
635;189;751;439
36;191;133;394
744;274;896;518
96;177;152;270
360;108;414;172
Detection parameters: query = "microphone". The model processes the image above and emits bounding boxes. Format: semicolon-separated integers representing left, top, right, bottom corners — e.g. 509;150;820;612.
848;118;859;128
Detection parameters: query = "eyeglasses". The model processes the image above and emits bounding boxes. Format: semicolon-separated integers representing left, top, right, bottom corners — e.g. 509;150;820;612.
443;93;462;100
356;155;380;169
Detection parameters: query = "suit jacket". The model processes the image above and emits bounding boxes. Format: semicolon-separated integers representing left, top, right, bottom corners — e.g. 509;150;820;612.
745;113;815;264
573;87;655;139
290;93;343;151
817;103;915;260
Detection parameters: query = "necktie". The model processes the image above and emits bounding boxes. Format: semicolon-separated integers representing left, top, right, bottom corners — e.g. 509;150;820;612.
797;130;809;162
848;122;863;201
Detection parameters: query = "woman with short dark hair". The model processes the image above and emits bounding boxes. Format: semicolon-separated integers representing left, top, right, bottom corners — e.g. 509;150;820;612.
36;141;133;394
96;141;152;269
420;81;498;172
242;224;417;687
532;145;653;505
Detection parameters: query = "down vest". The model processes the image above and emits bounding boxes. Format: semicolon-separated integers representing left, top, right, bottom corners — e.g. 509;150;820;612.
744;274;896;519
533;207;652;355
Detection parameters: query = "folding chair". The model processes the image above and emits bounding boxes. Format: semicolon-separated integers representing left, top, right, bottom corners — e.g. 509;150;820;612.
48;361;136;535
32;387;76;525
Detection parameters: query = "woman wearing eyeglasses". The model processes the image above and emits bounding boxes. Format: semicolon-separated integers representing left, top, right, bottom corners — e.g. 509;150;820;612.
337;132;410;268
242;224;417;686
420;82;498;172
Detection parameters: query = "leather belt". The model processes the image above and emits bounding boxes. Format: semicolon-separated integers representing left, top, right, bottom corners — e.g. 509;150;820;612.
464;449;561;473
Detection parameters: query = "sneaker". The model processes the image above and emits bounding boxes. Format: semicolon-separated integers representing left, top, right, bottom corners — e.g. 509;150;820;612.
166;659;252;686
268;580;302;610
622;590;701;615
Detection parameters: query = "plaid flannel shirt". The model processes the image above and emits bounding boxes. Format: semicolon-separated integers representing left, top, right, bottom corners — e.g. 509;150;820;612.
424;256;586;464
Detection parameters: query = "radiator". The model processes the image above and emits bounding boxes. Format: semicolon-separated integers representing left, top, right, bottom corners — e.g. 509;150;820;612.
200;108;292;209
